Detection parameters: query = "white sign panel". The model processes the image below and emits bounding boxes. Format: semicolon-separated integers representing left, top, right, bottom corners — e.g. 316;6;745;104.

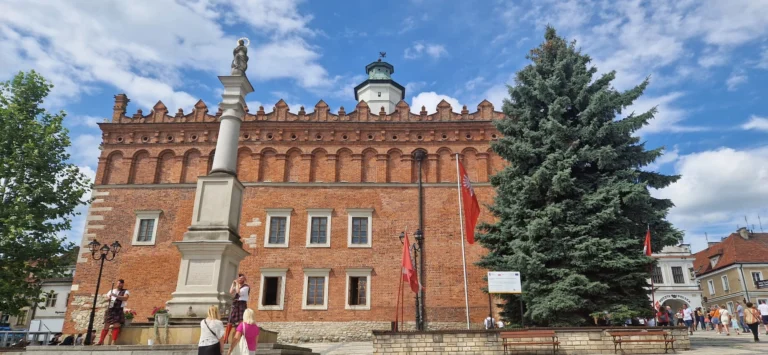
488;271;522;294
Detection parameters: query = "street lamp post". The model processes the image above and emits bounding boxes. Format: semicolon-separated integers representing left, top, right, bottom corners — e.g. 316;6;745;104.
84;239;121;345
412;149;426;331
399;229;423;330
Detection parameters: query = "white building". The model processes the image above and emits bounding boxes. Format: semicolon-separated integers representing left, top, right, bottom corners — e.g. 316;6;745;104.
649;244;703;311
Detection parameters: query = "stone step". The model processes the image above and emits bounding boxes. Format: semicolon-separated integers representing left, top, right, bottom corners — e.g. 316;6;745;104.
18;343;318;355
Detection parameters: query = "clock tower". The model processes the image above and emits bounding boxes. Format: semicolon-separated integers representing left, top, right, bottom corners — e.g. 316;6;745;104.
354;57;405;114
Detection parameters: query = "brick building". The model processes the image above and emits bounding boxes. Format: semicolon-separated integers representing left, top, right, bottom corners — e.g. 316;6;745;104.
64;60;507;340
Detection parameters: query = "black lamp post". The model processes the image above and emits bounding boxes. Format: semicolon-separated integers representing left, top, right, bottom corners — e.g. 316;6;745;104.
412;148;428;330
84;239;121;345
399;229;424;330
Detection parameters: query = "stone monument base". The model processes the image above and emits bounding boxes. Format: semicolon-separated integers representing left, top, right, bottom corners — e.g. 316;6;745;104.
107;322;276;345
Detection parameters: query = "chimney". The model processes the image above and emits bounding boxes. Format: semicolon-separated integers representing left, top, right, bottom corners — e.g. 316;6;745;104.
737;227;750;240
113;94;130;122
707;241;720;248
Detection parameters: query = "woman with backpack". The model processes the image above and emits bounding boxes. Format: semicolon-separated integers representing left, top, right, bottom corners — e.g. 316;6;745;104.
744;302;761;342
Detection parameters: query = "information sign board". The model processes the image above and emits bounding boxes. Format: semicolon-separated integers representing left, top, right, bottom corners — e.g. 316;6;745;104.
488;271;522;294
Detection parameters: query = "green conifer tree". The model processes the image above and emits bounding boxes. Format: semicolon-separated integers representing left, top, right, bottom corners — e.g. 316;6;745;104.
478;27;683;326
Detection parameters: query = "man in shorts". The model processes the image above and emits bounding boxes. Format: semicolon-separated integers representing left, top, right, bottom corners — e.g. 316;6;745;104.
758;300;768;335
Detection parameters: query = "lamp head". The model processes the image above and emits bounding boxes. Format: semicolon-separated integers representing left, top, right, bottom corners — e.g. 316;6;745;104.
110;241;121;255
398;232;405;244
88;239;101;254
414;229;423;242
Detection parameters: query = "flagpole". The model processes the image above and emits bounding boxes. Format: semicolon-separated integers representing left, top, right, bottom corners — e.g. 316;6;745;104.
648;225;656;311
455;153;471;330
395;265;402;331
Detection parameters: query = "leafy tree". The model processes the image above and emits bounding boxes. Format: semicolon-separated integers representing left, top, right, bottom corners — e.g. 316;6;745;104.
477;28;682;326
0;71;90;316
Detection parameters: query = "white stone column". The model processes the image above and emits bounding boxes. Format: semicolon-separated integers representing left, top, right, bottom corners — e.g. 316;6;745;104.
166;75;254;317
210;76;254;175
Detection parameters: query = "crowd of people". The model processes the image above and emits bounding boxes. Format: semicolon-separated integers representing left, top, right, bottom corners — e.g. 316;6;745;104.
650;301;768;342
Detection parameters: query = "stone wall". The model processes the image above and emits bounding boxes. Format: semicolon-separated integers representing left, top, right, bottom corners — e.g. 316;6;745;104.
266;321;483;343
372;327;691;355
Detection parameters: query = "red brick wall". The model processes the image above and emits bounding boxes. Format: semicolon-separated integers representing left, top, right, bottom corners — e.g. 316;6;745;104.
68;97;508;334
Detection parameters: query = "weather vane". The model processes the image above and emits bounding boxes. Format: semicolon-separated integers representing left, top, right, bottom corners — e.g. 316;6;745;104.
378;51;386;61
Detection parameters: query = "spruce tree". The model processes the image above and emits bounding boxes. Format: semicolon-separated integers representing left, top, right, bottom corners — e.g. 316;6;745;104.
478;27;683;326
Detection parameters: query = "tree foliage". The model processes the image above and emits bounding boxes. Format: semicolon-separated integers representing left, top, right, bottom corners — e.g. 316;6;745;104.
477;28;682;326
0;71;90;316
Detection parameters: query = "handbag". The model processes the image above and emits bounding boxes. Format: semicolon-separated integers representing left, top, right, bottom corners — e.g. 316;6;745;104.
229;324;250;355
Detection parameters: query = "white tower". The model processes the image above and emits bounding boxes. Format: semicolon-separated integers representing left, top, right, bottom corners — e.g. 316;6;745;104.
354;58;405;114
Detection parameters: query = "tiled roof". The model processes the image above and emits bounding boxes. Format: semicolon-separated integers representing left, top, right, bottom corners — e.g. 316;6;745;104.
693;232;768;276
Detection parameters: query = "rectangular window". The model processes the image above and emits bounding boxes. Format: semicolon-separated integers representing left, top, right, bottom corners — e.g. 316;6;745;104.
16;310;27;326
310;217;328;244
137;219;155;242
262;277;281;306
752;272;763;284
651;266;664;284
302;268;330;310
306;277;325;306
349;277;367;306
721;275;729;292
671;267;685;284
258;268;287;311
351;217;368;244
269;217;287;244
727;301;735;313
708;280;715;295
132;210;162;246
46;293;58;308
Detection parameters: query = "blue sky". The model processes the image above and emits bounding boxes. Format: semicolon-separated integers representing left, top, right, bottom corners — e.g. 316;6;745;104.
1;0;768;253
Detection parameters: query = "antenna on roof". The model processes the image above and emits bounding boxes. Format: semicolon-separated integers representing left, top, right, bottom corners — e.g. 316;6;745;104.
705;232;709;244
759;215;764;232
745;216;750;232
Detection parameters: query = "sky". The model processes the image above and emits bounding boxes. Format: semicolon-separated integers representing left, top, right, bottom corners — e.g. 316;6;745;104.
1;0;767;254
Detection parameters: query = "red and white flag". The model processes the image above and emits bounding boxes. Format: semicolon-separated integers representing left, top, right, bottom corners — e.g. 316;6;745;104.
401;232;420;293
643;228;652;256
458;161;481;244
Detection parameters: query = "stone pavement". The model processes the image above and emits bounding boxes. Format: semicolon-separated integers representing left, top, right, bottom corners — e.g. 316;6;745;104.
686;329;768;354
301;330;768;355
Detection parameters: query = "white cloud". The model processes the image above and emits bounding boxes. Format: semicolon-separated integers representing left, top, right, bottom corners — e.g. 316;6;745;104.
68;134;102;168
653;147;768;249
757;48;768;69
726;71;748;91
410;92;462;114
629;92;709;135
69;115;104;129
0;0;330;110
404;42;448;60
741;115;768;132
399;17;417;34
483;84;510;110
465;77;485;91
405;81;427;94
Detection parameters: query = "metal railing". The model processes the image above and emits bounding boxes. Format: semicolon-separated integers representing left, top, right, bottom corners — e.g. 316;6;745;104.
0;331;53;348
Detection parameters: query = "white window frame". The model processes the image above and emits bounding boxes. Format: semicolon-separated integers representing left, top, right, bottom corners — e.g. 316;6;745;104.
751;271;763;283
258;268;287;311
708;279;716;295
264;208;292;248
302;268;330;310
306;209;332;248
721;275;729;292
671;266;685;284
710;256;719;268
345;268;372;310
726;301;734;313
131;210;161;246
45;293;58;308
347;208;373;248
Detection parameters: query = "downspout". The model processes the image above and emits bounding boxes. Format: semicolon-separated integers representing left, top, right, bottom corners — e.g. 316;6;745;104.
738;264;751;303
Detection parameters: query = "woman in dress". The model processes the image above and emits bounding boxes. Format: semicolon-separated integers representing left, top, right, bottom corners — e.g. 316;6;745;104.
228;308;260;355
198;306;225;355
719;305;731;335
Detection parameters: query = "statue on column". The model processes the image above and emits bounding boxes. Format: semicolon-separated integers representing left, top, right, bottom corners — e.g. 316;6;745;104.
231;38;249;76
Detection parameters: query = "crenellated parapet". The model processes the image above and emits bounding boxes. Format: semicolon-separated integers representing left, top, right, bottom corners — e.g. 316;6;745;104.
109;94;505;124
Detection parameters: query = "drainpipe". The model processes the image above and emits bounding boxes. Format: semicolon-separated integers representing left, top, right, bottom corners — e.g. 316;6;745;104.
738;264;751;303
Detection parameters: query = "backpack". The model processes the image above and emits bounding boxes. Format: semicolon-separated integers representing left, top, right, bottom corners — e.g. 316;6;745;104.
745;308;759;325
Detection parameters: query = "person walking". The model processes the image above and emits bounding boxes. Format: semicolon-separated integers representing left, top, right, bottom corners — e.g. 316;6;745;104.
719;305;731;336
198;306;225;355
711;306;721;334
758;300;768;335
657;307;670;327
744;302;761;342
696;307;705;331
682;304;694;335
736;302;750;334
228;308;259;355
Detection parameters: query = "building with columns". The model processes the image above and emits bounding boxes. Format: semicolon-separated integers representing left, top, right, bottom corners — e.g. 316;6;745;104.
649;245;703;312
63;58;506;341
